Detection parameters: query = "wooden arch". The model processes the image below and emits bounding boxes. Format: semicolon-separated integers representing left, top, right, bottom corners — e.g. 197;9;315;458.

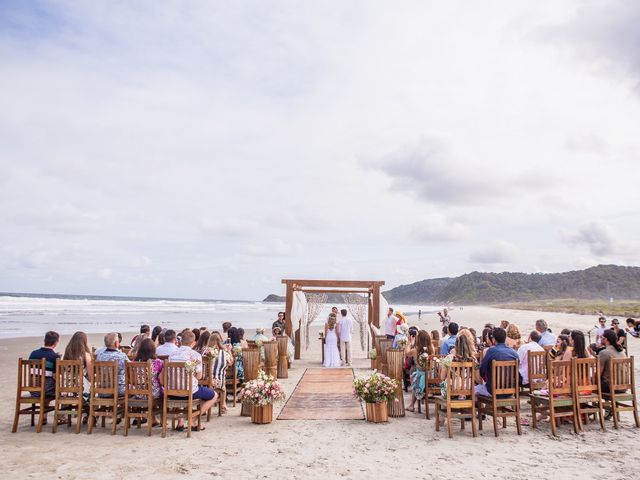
281;279;385;360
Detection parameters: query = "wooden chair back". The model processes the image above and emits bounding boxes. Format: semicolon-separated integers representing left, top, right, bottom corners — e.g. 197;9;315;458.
53;359;85;433
163;362;193;397
492;360;519;397
91;361;119;398
158;354;169;361
445;361;475;400
610;357;633;392
543;345;554;353
120;346;132;355
20;358;48;395
574;357;600;395
125;361;153;398
547;357;572;396
528;350;547;393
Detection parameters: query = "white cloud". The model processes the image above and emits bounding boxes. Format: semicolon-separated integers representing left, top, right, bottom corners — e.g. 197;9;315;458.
469;241;520;265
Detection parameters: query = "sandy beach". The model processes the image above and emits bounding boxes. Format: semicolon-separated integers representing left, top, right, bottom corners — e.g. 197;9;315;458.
1;306;638;480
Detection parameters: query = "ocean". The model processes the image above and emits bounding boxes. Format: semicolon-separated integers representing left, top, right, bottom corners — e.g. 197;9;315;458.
0;292;440;339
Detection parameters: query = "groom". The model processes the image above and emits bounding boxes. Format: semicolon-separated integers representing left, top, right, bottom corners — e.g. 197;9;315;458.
338;309;353;366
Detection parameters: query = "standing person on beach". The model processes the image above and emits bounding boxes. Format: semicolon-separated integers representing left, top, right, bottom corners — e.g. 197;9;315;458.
384;308;397;340
338;309;353;366
271;313;285;334
28;331;60;397
437;308;451;327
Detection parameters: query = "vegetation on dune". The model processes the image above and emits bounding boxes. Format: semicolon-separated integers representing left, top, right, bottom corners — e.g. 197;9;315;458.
494;299;640;318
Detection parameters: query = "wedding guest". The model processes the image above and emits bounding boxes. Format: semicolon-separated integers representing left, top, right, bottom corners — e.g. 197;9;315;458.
611;319;627;351
194;330;212;354
226;327;245;381
549;334;570;361
598;329;626;393
594;316;608;347
237;328;249;349
384;308;397;340
251;327;269;363
626;318;640;338
506;324;523;350
395;310;407;333
131;325;151;348
208;332;233;413
468;328;481;351
560;330;592;361
405;330;434;413
437;308;451;327
476;327;519;397
156;329;179;356
535;319;556;347
517;331;543;386
481;327;493;350
151;326;163;347
63;331;92;397
221;322;232;341
134;338;163;425
29;331;61;397
192;328;201;343
95;332;128;395
393;323;409;349
440;322;459;355
271;313;285;334
500;320;510;330
430;330;441;348
439;333;482;400
166;330;216;431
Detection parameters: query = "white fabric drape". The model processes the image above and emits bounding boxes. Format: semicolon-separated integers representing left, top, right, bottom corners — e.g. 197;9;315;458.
343;294;368;351
290;291;307;340
304;293;326;350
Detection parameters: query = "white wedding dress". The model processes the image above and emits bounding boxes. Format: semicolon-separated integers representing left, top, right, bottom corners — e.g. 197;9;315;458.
323;326;341;367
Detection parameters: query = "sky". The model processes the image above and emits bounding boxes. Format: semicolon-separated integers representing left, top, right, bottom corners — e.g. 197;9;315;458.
1;1;639;300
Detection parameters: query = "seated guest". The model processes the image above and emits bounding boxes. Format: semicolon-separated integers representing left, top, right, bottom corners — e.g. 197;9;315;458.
134;338;163;400
506;324;523;350
440;322;458;355
151;326;163;347
131;325;151;348
480;327;493;350
560;330;592;361
167;330;217;431
439;334;482;402
156;329;179;356
95;332;129;396
626;318;640;338
29;331;61;397
517;330;544;386
430;330;441;349
560;328;571;336
237;328;249;349
535;319;556;347
476;327;519;397
500;320;510;330
598;329;626;393
227;327;245;381
549;334;570;361
393;323;409;349
194;330;211;355
192;328;201;343
63;331;92;397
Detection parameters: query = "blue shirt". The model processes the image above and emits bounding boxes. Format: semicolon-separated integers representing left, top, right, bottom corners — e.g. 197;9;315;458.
538;330;556;347
440;335;457;355
479;343;519;395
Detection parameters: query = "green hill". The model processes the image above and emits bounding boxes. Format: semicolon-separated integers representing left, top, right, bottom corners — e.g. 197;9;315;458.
383;265;640;305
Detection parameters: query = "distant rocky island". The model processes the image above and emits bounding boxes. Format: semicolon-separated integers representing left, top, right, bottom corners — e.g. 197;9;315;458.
383;264;640;305
263;294;285;302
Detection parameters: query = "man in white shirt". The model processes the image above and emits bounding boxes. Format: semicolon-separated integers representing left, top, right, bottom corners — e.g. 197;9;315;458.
593;316;607;347
338;309;354;366
156;329;179;356
384;308;397;339
517;330;544;385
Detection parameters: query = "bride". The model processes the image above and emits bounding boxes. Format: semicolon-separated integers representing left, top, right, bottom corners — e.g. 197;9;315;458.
323;312;342;367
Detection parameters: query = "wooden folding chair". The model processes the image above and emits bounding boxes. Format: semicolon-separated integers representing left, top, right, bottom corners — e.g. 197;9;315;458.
573;357;605;432
602;357;640;429
124;361;160;436
477;359;521;436
424;354;444;420
161;361;201;438
12;358;55;433
87;360;124;435
52;360;85;434
435;361;477;438
158;355;169;361
200;355;223;421
527;350;548;397
530;357;578;436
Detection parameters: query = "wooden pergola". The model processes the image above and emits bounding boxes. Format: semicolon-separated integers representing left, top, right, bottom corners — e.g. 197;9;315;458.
281;279;385;359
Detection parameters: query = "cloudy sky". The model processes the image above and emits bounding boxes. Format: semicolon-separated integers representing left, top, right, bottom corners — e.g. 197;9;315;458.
1;1;639;300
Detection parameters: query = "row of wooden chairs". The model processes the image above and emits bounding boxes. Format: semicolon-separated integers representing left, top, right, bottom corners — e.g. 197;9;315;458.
420;352;639;438
13;357;225;437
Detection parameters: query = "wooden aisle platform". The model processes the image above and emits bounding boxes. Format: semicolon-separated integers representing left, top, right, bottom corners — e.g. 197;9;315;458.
277;368;364;420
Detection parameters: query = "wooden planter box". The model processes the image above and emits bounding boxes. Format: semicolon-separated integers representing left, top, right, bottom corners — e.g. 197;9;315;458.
251;404;273;424
365;402;389;423
370;358;376;369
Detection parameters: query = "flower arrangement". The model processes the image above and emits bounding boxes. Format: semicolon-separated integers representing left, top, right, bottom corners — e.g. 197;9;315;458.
396;337;408;349
239;370;286;406
255;339;264;348
184;359;200;374
353;371;398;403
417;351;429;369
232;345;243;357
368;348;377;360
